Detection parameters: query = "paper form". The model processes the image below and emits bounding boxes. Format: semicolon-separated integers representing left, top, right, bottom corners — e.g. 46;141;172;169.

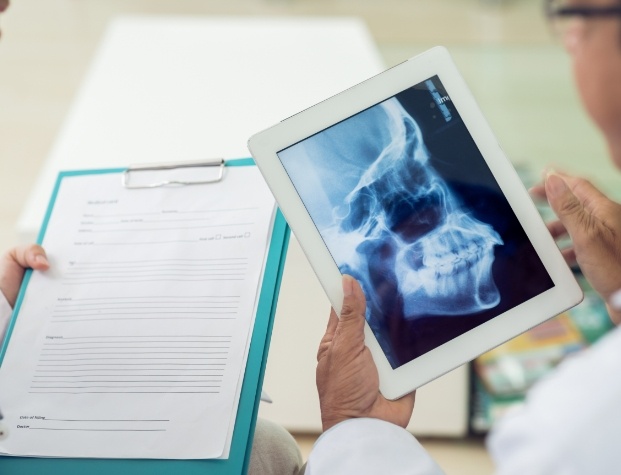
0;166;276;459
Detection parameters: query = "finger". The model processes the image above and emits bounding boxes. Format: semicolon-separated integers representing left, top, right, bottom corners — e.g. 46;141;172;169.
8;244;49;271
333;275;367;346
408;389;417;403
526;186;569;240
528;183;547;201
399;390;416;409
317;309;339;362
547;219;568;240
377;390;417;428
557;174;611;216
545;173;590;240
529;166;568;198
325;308;339;336
399;391;417;417
561;247;577;266
338;275;366;326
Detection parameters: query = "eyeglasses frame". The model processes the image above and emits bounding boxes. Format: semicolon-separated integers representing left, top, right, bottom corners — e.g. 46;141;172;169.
545;1;621;21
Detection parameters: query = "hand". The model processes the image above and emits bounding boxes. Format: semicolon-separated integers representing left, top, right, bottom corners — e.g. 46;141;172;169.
0;0;9;40
316;275;415;432
532;171;621;324
0;244;49;308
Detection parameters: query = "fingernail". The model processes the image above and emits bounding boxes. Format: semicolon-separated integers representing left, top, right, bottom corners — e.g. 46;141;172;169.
342;275;353;297
546;173;568;198
35;254;49;266
610;290;621;311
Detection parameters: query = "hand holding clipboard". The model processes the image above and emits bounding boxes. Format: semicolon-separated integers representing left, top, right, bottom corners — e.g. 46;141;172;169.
0;159;289;474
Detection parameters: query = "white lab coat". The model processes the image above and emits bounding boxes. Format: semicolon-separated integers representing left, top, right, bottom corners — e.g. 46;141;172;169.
305;417;445;474
306;325;621;475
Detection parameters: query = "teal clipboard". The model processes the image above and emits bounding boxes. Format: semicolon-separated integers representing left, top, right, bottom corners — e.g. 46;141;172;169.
0;158;290;475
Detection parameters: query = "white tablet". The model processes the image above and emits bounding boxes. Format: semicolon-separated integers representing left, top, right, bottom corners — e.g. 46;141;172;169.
248;46;583;400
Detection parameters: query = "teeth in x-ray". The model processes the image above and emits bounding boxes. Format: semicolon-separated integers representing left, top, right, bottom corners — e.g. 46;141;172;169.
396;244;501;316
394;212;502;316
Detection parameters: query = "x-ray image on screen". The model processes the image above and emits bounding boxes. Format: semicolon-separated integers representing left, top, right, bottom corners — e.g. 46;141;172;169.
278;76;554;368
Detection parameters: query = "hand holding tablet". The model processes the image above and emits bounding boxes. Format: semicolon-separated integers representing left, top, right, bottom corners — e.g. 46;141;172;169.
248;46;583;399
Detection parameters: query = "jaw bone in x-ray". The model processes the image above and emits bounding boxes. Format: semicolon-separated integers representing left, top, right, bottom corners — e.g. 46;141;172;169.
315;98;504;319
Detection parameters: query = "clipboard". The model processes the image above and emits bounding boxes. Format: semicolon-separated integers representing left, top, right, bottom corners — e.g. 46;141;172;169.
0;158;290;474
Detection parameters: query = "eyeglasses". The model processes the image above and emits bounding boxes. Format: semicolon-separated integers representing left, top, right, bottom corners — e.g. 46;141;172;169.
545;0;621;38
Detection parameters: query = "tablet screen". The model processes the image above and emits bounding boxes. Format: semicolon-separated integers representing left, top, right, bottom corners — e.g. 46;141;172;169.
277;75;554;369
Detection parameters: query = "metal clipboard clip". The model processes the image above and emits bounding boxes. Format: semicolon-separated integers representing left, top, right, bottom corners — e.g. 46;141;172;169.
122;159;225;189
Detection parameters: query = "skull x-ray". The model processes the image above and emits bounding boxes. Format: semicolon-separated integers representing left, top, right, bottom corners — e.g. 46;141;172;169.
279;76;554;368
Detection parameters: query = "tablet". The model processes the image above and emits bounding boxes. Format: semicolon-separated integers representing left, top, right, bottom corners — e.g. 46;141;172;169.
247;46;583;400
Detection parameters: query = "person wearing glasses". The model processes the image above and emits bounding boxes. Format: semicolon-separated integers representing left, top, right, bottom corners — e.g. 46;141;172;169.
303;0;621;474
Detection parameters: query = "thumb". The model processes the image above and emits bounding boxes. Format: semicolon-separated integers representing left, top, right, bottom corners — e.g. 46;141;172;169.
336;275;367;338
9;244;49;271
545;173;588;238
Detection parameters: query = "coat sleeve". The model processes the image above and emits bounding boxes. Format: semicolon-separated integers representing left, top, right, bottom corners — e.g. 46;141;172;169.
305;418;445;475
487;326;621;475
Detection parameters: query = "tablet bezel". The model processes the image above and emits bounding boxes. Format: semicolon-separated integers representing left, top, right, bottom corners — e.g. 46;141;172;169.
248;46;583;400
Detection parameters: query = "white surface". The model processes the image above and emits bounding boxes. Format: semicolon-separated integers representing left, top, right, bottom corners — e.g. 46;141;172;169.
17;16;384;240
16;15;468;436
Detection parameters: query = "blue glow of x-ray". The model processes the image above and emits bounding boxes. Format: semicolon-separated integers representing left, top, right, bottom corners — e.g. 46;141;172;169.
279;95;503;320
